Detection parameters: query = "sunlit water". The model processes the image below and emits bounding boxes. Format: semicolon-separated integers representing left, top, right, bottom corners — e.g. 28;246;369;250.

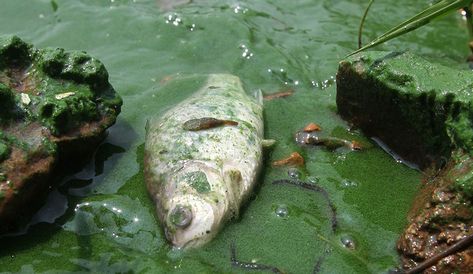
0;0;469;273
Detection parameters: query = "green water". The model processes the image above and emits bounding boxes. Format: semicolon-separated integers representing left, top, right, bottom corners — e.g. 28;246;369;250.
0;0;469;273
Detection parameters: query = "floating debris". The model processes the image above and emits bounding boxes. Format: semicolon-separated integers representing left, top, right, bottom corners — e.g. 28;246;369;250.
263;89;294;100
55;92;75;100
272;152;304;167
230;241;284;274
182;117;238;131
20;93;30;105
303;122;321;132
273;179;337;233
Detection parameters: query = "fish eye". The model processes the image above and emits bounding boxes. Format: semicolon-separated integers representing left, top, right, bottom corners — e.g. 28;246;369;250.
169;205;193;228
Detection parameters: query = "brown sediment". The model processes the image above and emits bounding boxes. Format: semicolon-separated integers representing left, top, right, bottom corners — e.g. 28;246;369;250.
398;156;473;273
303;123;321;132
0;66;37;94
182;117;238;131
350;141;362;151
263;89;294;100
159;75;173;84
272;152;304;167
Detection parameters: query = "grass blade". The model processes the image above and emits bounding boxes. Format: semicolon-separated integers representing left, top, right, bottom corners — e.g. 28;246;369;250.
348;0;471;57
358;0;376;49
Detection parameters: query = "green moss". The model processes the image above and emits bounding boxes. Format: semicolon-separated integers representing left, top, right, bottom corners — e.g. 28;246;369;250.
0;141;9;162
0;83;14;119
38;88;99;134
0;36;32;69
0;35;122;135
446;110;473;154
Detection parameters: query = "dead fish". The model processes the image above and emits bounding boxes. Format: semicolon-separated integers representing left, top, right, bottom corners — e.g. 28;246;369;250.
145;74;267;249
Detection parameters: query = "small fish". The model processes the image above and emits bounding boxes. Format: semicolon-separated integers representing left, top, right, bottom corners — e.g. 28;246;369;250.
295;131;362;151
183;117;238;131
145;74;264;248
263;89;294;100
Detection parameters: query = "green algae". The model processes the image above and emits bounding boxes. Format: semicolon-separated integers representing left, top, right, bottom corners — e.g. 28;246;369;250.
0;142;9;162
0;0;467;273
184;171;211;193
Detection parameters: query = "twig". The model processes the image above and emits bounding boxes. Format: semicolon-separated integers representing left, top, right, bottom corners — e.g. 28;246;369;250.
230;241;284;274
312;249;331;274
404;233;473;274
272;179;337;233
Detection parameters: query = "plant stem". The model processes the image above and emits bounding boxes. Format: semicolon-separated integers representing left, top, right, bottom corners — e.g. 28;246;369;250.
358;0;375;49
464;5;473;55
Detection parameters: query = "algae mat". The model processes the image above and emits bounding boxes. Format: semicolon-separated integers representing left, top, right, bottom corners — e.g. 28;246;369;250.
0;0;469;273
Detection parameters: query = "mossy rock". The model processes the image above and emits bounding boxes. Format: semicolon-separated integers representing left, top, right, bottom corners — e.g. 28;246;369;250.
0;36;122;232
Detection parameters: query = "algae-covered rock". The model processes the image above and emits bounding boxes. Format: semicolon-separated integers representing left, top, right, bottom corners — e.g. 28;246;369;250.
0;36;122;232
337;51;473;169
336;51;473;272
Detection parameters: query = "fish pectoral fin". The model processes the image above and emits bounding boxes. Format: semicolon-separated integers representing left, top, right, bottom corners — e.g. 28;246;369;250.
262;139;276;148
223;168;243;218
254;89;263;105
224;169;242;185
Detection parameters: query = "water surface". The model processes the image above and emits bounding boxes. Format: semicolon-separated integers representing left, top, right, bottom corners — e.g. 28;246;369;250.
0;0;469;273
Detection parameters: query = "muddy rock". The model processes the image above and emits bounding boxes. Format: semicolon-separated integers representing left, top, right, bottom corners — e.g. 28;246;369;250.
0;36;122;232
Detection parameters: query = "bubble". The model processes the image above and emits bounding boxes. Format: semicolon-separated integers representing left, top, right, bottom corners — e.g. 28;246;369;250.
340;179;358;188
308;176;319;184
239;44;254;59
340;235;356;250
274;204;289;218
287;168;300;179
165;13;183;26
